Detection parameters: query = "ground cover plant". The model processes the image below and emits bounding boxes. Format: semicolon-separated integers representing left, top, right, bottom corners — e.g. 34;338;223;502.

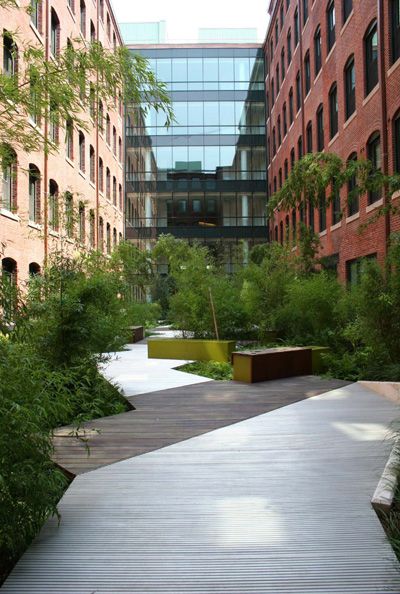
177;361;233;381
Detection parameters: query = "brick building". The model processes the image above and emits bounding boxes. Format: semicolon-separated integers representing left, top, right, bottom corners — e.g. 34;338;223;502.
0;0;125;286
265;0;400;280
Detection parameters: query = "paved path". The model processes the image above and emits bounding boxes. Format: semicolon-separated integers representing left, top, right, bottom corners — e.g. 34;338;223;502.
100;342;210;398
53;375;349;475
4;382;400;593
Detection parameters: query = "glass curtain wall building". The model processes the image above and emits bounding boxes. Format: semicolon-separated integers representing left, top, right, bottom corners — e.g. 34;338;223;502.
125;44;267;269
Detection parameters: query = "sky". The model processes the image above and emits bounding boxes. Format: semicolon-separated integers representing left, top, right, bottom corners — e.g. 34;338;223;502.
110;0;269;43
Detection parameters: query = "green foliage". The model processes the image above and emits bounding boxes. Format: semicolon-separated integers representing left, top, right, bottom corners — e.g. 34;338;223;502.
177;360;233;381
127;301;161;328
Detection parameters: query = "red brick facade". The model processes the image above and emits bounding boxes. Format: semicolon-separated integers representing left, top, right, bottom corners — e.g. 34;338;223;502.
265;0;400;280
0;0;125;285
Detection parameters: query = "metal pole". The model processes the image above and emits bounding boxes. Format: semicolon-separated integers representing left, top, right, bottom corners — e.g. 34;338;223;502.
208;287;219;340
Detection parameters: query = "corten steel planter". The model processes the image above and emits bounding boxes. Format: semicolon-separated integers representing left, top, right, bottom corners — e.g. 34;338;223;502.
147;339;236;363
232;347;313;383
128;326;144;343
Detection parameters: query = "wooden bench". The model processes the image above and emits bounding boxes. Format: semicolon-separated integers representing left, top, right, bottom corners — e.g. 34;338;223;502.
232;347;313;383
128;326;144;343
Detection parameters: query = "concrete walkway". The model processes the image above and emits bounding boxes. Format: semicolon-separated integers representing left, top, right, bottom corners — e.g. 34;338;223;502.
3;382;400;593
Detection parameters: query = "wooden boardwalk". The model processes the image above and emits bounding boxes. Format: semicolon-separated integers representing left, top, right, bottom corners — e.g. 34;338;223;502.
4;382;400;593
53;375;349;475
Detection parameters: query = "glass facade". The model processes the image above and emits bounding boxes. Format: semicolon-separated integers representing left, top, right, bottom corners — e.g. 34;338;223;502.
125;46;267;269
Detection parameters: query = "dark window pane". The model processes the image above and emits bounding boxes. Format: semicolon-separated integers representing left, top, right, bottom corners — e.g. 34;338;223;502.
296;72;301;111
329;84;338;138
367;132;381;204
314;27;322;75
327;1;336;51
345;57;356;119
365;22;378;95
317;105;324;150
343;0;352;22
347;153;359;215
395;114;400;173
304;52;311;94
332;189;341;224
306;122;313;152
303;0;308;25
294;9;299;45
319;192;327;231
391;0;400;64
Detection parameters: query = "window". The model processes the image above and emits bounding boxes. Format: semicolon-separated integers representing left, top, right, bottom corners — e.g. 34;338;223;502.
287;29;292;65
90;145;95;183
49;179;59;231
344;56;356;120
298;135;303;159
284;158;289;180
281;48;285;80
65;192;73;236
306;121;313;153
113;176;117;205
394;113;400;173
1;147;17;211
278;116;282;146
308;201;314;231
347;153;359;215
119;184;123;210
89;209;95;247
287;0;290;9
3;32;17;77
113;126;117;155
329;83;338;139
30;0;42;33
327;1;336;52
276;64;280;94
80;0;86;37
343;0;352;23
391;0;400;64
78;131;85;172
280;221;284;244
314;27;322;75
319;191;327;231
367;131;381;204
332;188;341;224
50;9;60;56
106;114;111;144
79;203;85;242
99;0;104;21
304;51;311;94
279;168;282;188
271;78;275;104
346;255;377;286
294;8;299;46
29;164;40;222
275;22;279;46
290;147;295;169
272;127;277;155
317;104;324;150
283;102;287;135
29;72;40;125
303;0;308;25
107;13;111;39
49;99;59;144
280;3;284;29
66;119;74;160
106;167;111;199
90;21;96;43
365;22;378;95
289;88;294;123
99;217;104;250
2;257;17;319
296;71;301;112
292;209;297;239
99;157;104;192
98;100;104;132
118;137;122;162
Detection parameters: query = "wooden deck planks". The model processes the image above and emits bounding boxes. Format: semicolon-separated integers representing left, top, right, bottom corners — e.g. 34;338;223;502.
53;375;350;476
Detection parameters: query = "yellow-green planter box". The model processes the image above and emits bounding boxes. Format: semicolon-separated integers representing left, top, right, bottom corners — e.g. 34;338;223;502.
148;339;236;363
311;346;331;373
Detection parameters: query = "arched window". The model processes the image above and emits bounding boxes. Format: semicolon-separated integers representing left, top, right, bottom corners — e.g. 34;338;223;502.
276;64;280;94
303;0;308;25
316;103;324;150
106;167;111;198
119;184;123;210
314;26;322;75
295;71;301;112
285;214;290;241
106;13;111;39
113;227;117;247
112;126;117;154
283;102;287;136
274;225;278;241
78;131;85;172
1;146;17;212
112;176;117;205
106;222;111;254
290;147;295;169
279;221;284;244
298;135;303;159
99;217;104;250
365;21;378;96
304;51;311;94
50;9;60;56
2;257;17;319
306;121;313;153
278;115;282;146
3;32;18;77
66;119;74;160
118;137;122;161
89;209;95;247
99;157;104;192
329;83;338;139
367;131;381;204
106;114;111;144
327;1;336;52
90;20;96;43
272;127;276;156
319;191;327;231
98;100;104;131
49;179;59;231
79;202;85;242
284;158;288;180
294;8;299;46
344;55;356;120
289;87;294;123
90;145;95;183
28;164;41;223
80;0;86;37
281;47;285;80
287;28;292;65
347;152;359;215
29;262;41;276
65;191;73;236
292;209;297;240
